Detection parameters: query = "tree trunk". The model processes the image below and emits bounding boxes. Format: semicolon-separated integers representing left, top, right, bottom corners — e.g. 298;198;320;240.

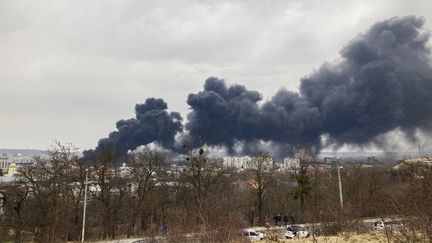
258;189;263;226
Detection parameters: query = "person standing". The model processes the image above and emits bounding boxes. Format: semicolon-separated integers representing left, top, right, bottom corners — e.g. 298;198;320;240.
290;212;296;225
162;222;168;235
283;215;288;227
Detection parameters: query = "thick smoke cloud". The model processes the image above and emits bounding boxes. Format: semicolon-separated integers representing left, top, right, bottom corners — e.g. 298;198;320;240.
185;77;262;151
185;77;322;156
87;16;432;160
186;16;432;156
185;78;321;155
301;16;432;146
84;98;182;160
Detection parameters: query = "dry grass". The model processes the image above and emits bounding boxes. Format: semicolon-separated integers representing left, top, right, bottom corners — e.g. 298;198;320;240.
253;232;388;243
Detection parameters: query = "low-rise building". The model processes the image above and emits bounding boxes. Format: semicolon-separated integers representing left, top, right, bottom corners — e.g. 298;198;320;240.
7;163;17;176
392;156;432;170
280;157;300;172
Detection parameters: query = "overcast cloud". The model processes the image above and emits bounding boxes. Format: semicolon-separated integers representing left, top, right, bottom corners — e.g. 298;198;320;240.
1;0;432;150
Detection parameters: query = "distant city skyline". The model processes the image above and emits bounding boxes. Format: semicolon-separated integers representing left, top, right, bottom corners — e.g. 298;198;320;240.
1;1;432;151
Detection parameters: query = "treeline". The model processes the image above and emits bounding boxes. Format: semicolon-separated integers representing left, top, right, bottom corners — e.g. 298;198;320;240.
0;143;431;242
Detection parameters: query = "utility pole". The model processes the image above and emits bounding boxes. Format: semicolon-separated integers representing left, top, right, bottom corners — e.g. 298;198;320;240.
418;143;422;156
81;169;88;243
337;162;343;210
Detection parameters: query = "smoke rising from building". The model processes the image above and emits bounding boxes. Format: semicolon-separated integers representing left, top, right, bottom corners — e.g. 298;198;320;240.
86;16;432;160
83;98;182;160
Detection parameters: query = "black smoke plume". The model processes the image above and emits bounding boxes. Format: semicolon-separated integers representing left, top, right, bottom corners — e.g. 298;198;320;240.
185;77;262;151
300;16;432;146
185;78;322;155
83;98;182;161
87;16;432;160
186;16;432;156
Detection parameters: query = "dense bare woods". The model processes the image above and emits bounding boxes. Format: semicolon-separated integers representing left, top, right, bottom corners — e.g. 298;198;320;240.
0;143;431;242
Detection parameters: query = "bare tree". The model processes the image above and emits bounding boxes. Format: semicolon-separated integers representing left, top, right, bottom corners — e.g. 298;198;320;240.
246;153;275;226
126;149;169;236
86;148;127;240
180;147;226;237
12;142;83;242
0;182;30;243
292;148;315;220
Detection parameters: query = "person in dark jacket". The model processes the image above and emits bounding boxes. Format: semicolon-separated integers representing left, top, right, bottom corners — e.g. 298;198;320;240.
283;215;289;226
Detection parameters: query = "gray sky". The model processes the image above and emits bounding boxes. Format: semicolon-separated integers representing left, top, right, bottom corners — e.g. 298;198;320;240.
1;0;431;150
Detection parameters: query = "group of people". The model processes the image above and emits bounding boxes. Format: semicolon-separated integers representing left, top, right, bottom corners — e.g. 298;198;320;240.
273;212;296;227
164;212;296;233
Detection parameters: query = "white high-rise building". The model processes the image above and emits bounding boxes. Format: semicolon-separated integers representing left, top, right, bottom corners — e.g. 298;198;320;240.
0;153;8;175
223;156;251;169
